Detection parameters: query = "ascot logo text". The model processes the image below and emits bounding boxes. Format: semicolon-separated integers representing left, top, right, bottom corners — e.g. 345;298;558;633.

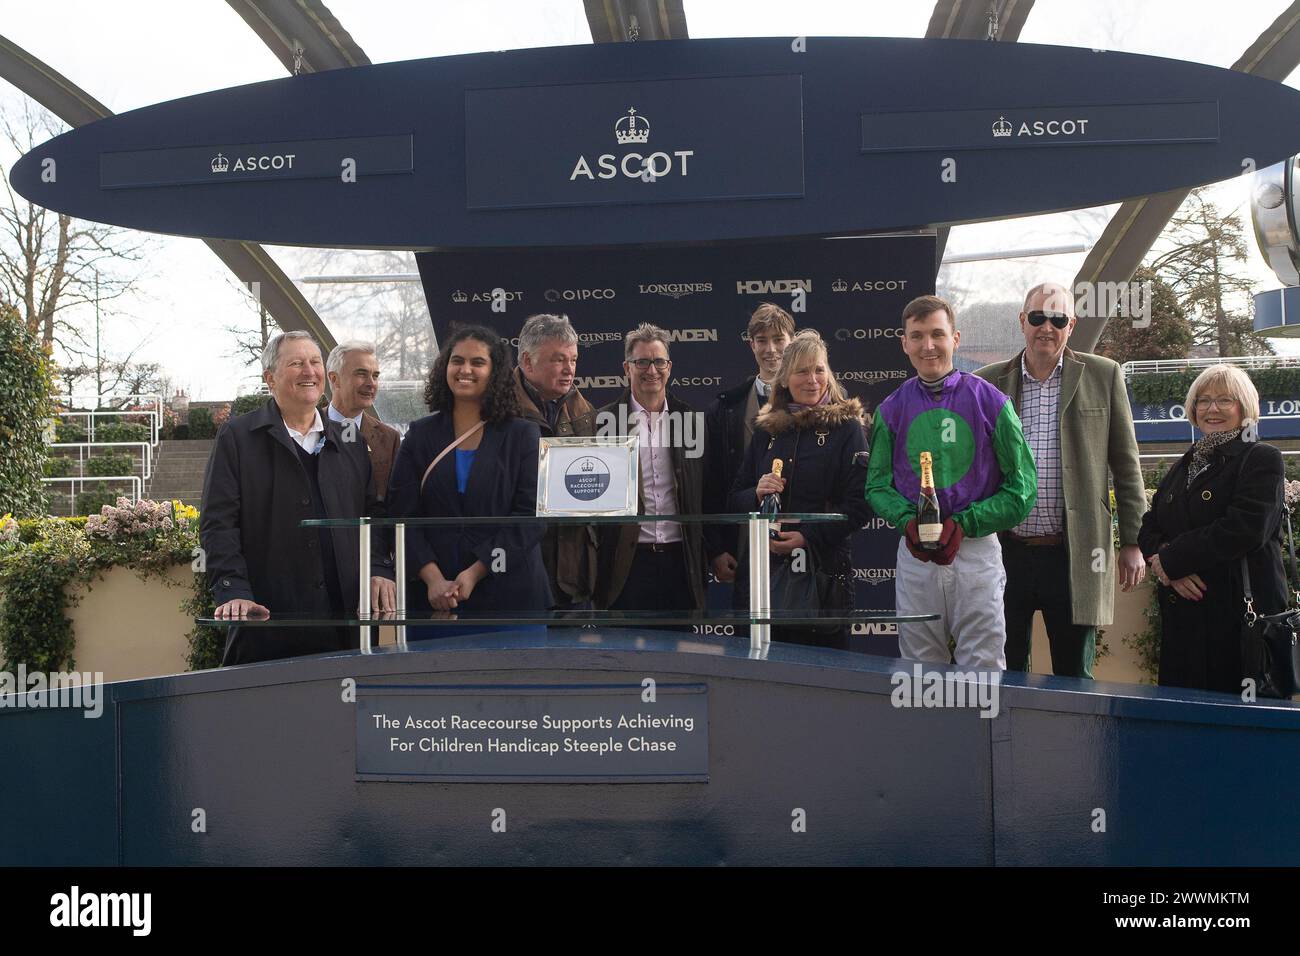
210;151;296;173
570;107;695;182
832;278;909;292
992;115;1090;139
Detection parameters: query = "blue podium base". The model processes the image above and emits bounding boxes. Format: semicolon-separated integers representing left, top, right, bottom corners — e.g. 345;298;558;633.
1;629;1297;866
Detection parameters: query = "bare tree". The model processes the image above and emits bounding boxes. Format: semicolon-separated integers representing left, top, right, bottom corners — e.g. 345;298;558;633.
0;99;149;352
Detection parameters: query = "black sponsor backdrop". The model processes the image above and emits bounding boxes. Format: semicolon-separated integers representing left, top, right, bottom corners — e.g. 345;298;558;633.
416;235;936;654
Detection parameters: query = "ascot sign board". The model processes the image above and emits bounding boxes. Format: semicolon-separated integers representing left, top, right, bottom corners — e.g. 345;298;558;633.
14;38;1300;248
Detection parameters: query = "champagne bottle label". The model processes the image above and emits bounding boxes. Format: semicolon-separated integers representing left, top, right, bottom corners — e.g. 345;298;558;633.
917;451;942;547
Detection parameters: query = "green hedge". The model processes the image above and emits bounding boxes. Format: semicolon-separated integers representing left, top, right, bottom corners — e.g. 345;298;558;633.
42;456;75;478
85;453;134;477
188;407;215;439
231;394;269;417
95;421;150;443
1130;365;1300;405
75;483;120;516
55;419;87;443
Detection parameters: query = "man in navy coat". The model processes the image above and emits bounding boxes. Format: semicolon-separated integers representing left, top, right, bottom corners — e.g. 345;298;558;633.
201;331;395;665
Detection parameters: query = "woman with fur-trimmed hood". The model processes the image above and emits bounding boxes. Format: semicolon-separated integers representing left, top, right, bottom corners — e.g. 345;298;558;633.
728;330;873;649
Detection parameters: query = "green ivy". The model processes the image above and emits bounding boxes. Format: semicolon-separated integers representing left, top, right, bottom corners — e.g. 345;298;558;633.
231;394;269;418
0;307;53;517
1121;589;1162;684
0;509;218;673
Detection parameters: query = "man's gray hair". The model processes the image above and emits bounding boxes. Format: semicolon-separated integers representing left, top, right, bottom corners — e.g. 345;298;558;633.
326;340;377;377
262;330;321;374
517;313;578;365
624;322;671;361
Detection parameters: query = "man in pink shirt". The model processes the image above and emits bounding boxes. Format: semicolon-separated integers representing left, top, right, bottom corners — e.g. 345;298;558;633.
593;323;709;617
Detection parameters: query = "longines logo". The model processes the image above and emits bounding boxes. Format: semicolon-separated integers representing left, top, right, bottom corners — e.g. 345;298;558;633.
545;288;616;302
837;369;909;383
735;279;812;295
570;107;696;182
831;278;909;292
210;151;297;173
835;327;902;340
577;332;624;347
992;114;1090;138
638;282;713;299
852;567;896;586
451;289;524;304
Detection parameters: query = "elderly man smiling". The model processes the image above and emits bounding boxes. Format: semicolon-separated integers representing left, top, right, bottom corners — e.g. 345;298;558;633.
201;331;395;665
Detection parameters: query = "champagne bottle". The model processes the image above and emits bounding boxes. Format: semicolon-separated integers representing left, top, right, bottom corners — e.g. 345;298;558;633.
917;451;942;550
761;458;783;539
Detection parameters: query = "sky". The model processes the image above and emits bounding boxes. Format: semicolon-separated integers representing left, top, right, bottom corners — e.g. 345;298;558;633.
1;0;1298;400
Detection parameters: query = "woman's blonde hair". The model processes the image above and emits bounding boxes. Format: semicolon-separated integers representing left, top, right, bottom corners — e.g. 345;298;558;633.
768;330;848;412
1184;363;1260;429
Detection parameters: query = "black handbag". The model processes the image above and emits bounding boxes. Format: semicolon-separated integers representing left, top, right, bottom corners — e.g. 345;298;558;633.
1240;508;1300;700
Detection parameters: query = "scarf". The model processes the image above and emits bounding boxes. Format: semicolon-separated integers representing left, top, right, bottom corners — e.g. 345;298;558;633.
787;388;832;413
1188;426;1242;485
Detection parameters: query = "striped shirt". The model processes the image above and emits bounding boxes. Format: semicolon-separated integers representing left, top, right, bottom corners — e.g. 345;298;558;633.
1012;352;1064;536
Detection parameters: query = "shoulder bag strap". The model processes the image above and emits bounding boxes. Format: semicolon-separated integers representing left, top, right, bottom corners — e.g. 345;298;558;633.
420;419;485;494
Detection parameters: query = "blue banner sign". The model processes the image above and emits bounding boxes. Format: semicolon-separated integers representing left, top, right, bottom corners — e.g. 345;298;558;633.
862;102;1218;153
15;38;1300;247
466;74;804;209
100;134;413;189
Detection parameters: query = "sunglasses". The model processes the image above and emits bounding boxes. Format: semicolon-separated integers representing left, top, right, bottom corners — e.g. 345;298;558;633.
1026;310;1071;329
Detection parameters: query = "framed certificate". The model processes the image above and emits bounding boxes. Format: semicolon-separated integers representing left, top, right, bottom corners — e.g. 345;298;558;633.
537;435;639;516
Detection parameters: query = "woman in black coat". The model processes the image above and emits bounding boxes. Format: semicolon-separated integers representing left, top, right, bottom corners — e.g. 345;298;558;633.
1138;364;1287;694
729;331;871;649
387;325;552;639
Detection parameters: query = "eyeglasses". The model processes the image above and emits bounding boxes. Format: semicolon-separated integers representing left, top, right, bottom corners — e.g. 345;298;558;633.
1026;310;1071;329
629;358;670;370
1194;397;1239;410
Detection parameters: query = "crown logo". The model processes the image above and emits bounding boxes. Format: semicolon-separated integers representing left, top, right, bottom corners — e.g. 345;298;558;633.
580;458;595;473
992;115;1013;138
210;152;230;173
832;278;848;292
451;290;468;303
615;107;650;145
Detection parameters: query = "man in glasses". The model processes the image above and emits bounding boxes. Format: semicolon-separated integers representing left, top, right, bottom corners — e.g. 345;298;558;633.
593;322;708;620
975;282;1146;679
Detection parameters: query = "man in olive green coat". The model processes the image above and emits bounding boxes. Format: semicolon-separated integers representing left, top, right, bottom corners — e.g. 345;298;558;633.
975;283;1147;678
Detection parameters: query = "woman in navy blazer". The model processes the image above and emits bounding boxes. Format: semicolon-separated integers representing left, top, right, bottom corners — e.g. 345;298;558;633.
387;324;552;638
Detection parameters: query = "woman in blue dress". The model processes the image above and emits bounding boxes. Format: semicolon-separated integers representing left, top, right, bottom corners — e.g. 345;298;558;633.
387;324;552;639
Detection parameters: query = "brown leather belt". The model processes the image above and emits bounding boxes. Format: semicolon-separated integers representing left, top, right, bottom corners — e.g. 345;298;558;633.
1001;532;1064;547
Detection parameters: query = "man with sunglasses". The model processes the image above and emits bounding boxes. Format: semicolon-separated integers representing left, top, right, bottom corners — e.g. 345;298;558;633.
593;322;708;619
975;283;1146;679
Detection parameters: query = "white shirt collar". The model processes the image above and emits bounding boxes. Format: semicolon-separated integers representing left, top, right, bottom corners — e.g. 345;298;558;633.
283;408;325;453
